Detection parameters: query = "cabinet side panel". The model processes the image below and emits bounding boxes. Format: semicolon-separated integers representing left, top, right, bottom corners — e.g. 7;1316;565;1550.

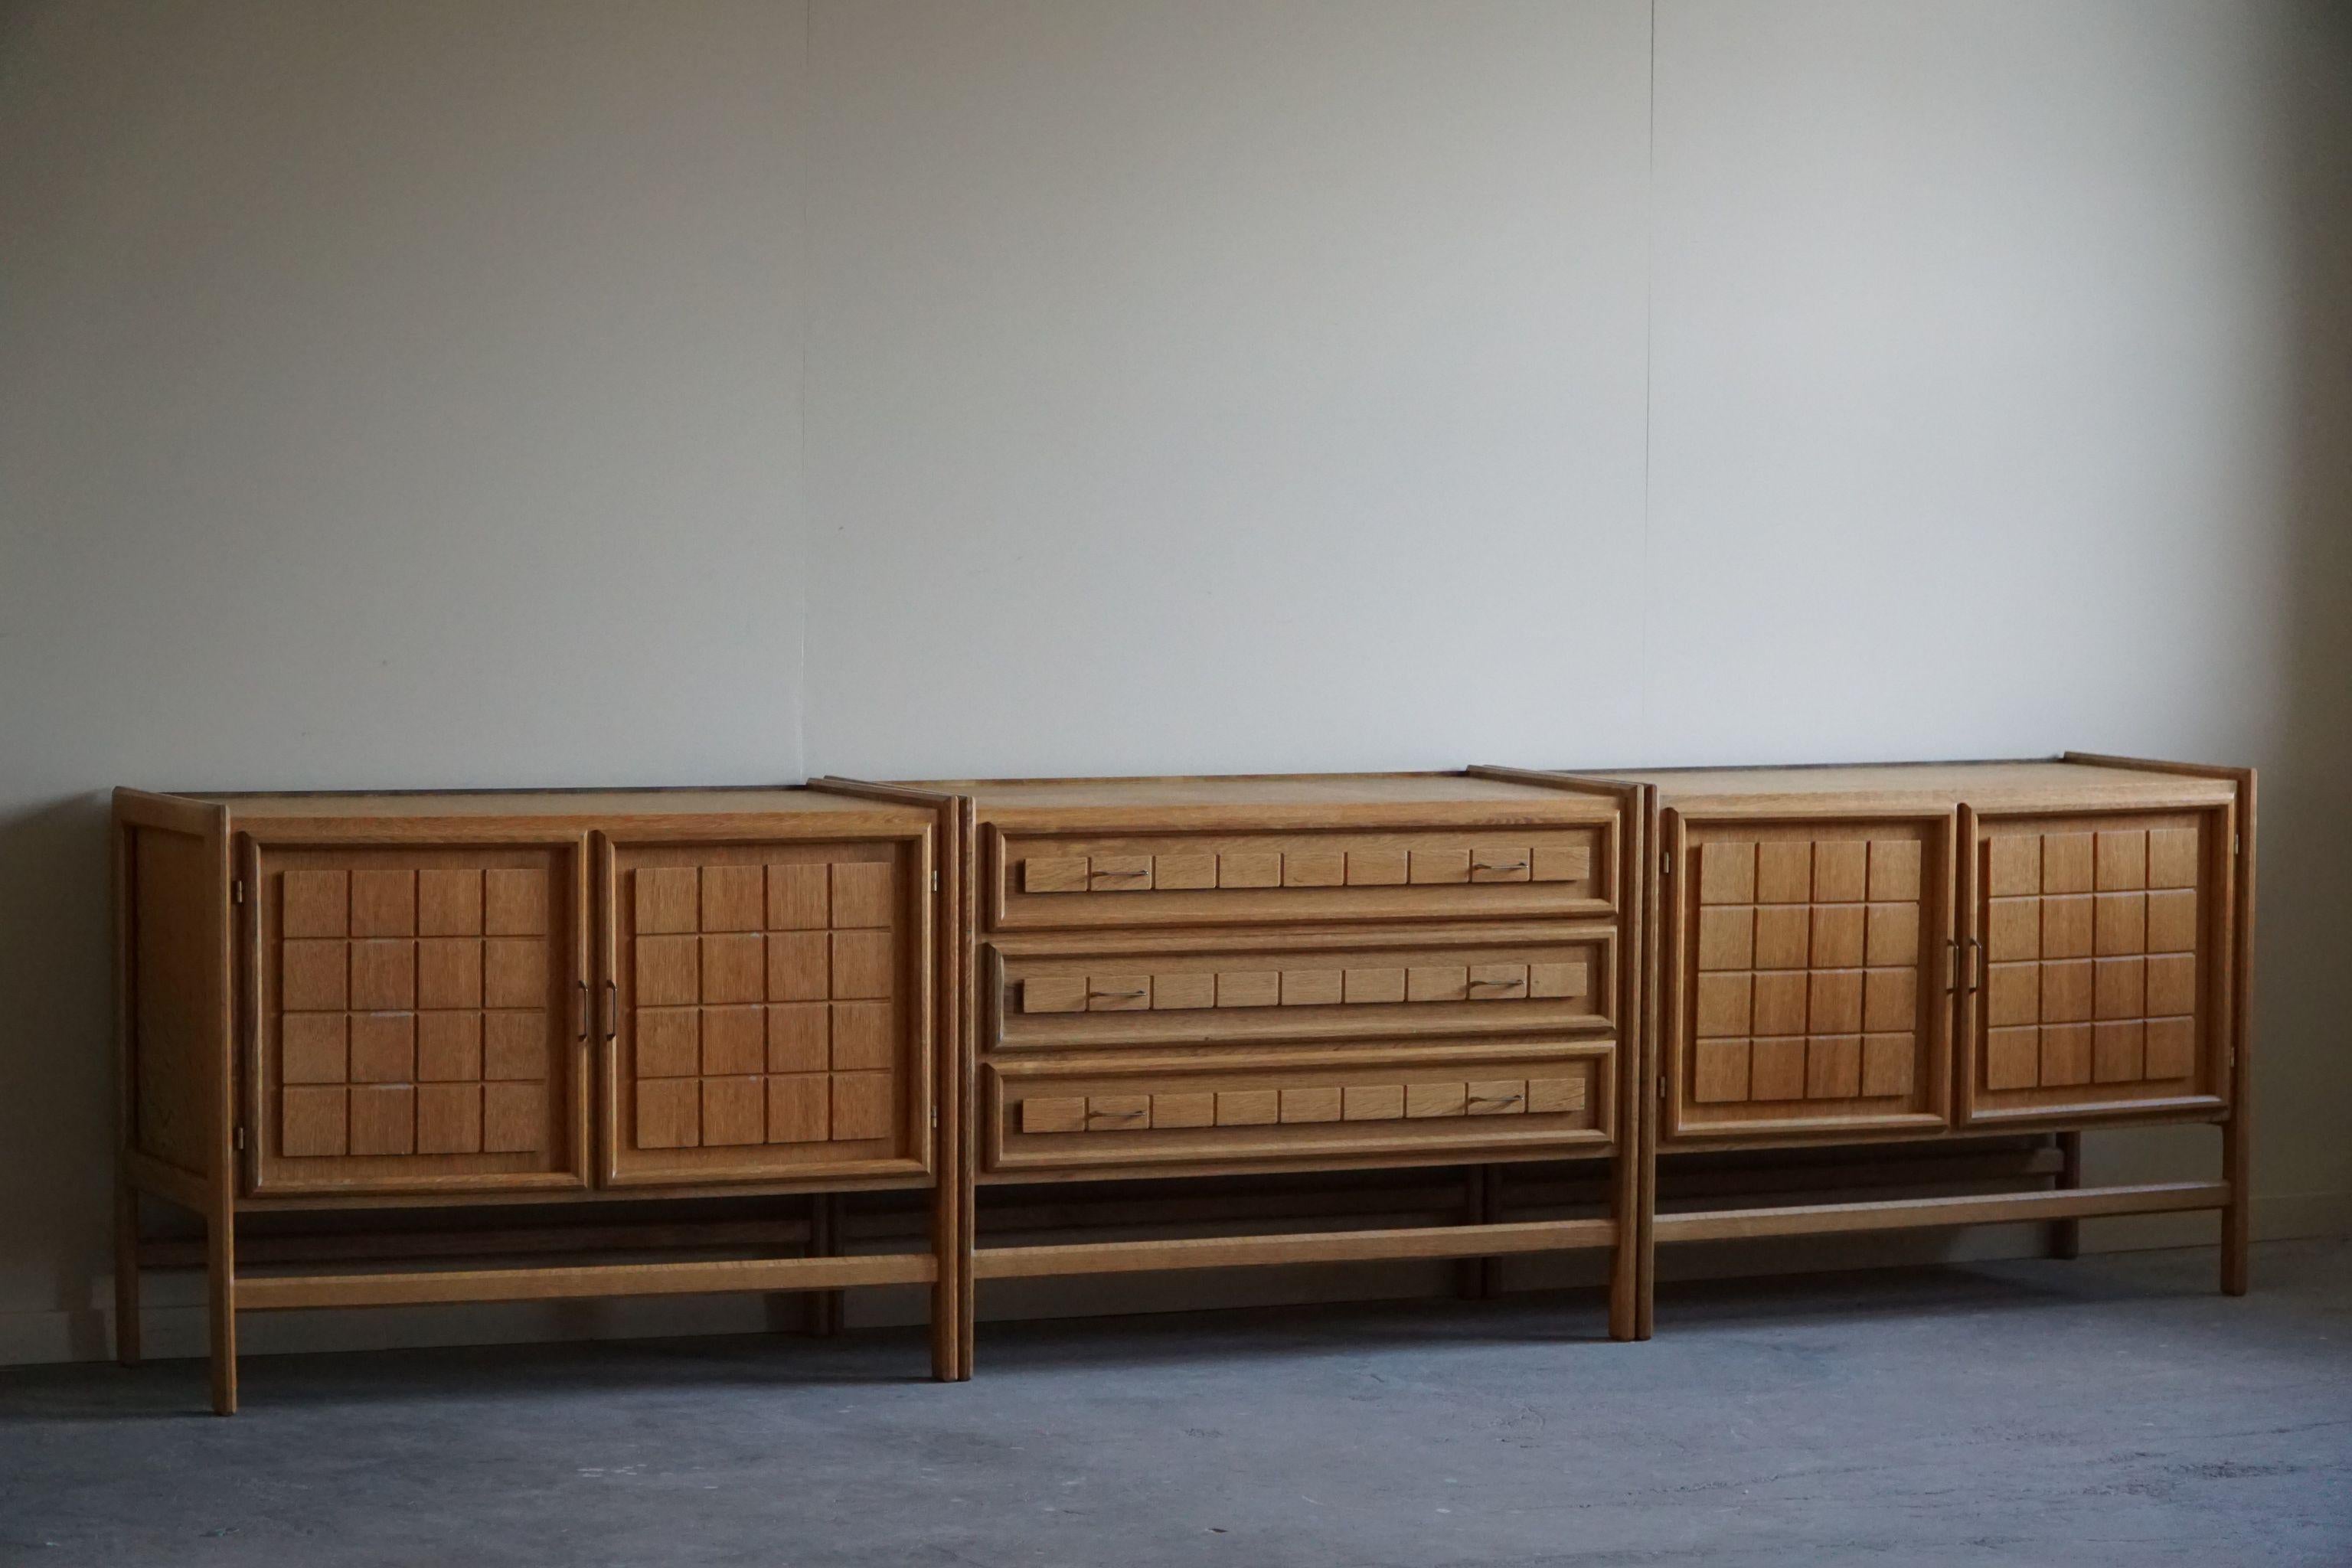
130;826;221;1176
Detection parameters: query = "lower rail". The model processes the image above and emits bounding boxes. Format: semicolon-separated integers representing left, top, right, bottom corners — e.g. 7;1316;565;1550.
1651;1181;2227;1244
973;1217;1618;1280
236;1251;935;1311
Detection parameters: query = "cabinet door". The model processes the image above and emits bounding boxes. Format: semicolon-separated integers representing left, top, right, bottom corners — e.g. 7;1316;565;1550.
1959;807;2232;1123
248;841;590;1196
1664;812;1955;1142
602;838;931;1187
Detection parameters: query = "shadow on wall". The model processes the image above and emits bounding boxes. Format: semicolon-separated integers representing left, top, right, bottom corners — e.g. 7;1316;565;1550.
0;792;119;1362
2266;2;2352;1216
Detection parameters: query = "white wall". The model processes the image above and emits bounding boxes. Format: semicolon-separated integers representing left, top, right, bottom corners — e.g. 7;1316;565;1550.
2;0;2344;1364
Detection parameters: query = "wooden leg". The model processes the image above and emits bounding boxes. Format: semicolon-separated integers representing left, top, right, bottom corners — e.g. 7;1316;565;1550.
206;1204;236;1416
2222;1112;2251;1296
808;1194;843;1339
926;1172;959;1382
955;1179;977;1381
1631;1137;1656;1342
2050;1132;2083;1260
113;1178;142;1367
1455;1167;1492;1301
1479;1165;1503;1299
1609;1149;1642;1342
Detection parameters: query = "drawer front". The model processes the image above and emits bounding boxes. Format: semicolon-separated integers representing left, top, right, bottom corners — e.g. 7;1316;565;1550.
984;1043;1614;1175
248;841;590;1197
604;838;931;1187
991;932;1615;1051
1667;815;1955;1142
988;825;1615;931
1961;808;2231;1123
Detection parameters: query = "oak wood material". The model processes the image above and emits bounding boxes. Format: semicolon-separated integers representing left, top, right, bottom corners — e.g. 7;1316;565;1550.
939;769;1641;1364
1550;756;2252;1334
971;1216;1618;1279
236;1250;935;1310
113;784;952;1408
1651;1180;2226;1242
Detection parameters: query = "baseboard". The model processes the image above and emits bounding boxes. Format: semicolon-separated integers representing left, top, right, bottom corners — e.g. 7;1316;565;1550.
5;1189;2344;1370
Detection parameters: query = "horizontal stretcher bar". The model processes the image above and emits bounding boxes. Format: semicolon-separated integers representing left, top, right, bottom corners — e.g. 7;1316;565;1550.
235;1251;935;1310
1651;1181;2228;1244
972;1216;1619;1280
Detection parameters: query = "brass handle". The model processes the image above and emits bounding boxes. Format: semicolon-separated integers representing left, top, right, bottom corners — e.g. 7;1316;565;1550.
1089;1109;1147;1122
1945;938;1958;994
1091;868;1149;880
1967;936;1982;994
1089;988;1147;1001
601;979;618;1041
573;980;589;1041
1472;860;1528;873
1470;1093;1524;1107
1467;978;1524;991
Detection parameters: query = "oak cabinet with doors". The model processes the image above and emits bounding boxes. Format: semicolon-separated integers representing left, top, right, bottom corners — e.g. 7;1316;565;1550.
112;786;959;1413
884;771;1648;1370
1553;756;2252;1338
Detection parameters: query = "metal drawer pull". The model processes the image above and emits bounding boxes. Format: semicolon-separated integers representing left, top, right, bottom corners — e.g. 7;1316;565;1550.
1469;1093;1523;1107
1472;860;1528;872
1967;936;1982;994
1090;1108;1147;1121
601;979;619;1041
1090;988;1147;1001
1466;977;1524;991
1091;868;1150;879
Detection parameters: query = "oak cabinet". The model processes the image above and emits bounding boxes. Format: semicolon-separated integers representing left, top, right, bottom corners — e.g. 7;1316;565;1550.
913;769;1647;1365
1557;756;2252;1338
114;786;958;1412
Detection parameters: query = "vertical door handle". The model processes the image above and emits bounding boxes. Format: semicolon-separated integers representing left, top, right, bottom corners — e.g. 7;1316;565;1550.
1966;936;1982;994
1944;938;1958;994
573;980;589;1041
601;979;619;1041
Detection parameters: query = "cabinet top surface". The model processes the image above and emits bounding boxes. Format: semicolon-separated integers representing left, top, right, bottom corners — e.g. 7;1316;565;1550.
1574;759;2239;809
149;786;929;822
906;772;1602;813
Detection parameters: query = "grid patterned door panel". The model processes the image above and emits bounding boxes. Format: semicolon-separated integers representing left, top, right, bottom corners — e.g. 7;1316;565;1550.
1669;815;1955;1140
605;841;928;1185
250;842;587;1196
1961;809;2230;1122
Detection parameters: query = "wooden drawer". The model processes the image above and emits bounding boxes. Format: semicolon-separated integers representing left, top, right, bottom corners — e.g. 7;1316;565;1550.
989;929;1615;1052
1959;806;2233;1124
987;825;1615;931
983;1041;1614;1175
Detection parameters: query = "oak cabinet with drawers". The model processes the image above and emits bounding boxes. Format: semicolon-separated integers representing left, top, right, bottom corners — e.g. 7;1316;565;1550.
903;771;1646;1364
113;786;960;1412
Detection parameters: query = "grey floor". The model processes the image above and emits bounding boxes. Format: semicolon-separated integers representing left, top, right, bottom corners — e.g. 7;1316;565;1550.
2;1241;2347;1568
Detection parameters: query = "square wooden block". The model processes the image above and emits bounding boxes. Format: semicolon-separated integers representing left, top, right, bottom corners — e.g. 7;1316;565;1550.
350;871;416;937
415;1011;482;1083
1700;841;1756;905
484;869;549;936
699;1005;765;1076
418;870;482;936
767;863;829;929
351;940;415;1011
637;1007;700;1078
281;871;349;939
1812;840;1868;903
830;861;896;928
700;865;765;933
766;1003;828;1074
482;1011;548;1081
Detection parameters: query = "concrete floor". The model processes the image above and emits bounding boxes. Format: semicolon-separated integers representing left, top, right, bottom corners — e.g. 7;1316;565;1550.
2;1241;2347;1567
